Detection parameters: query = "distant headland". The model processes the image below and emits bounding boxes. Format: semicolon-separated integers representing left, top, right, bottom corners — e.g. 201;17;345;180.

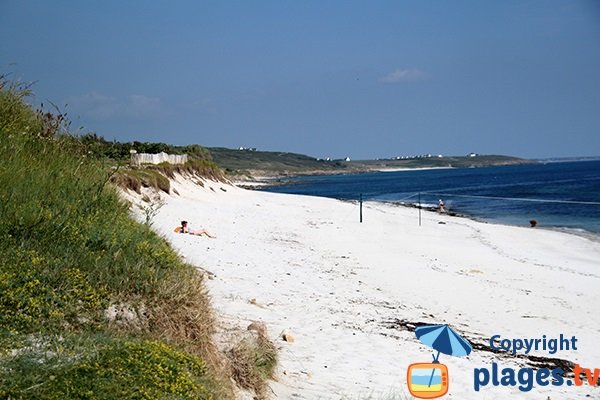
208;147;534;178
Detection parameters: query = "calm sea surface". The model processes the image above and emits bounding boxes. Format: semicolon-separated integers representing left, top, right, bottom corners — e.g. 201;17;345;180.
261;160;600;235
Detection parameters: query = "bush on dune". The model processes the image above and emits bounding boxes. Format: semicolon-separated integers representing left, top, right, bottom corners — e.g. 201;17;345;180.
228;334;278;399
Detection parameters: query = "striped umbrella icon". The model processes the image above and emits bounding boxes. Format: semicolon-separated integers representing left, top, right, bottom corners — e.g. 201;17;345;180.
415;324;473;386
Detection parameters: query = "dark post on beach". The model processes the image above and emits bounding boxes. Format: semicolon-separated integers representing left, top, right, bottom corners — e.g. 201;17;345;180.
359;193;363;223
418;192;421;227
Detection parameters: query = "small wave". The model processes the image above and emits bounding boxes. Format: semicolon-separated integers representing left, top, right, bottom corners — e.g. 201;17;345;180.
550;227;600;243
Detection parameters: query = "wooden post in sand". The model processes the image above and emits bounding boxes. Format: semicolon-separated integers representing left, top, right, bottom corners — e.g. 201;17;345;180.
418;192;422;226
359;193;363;223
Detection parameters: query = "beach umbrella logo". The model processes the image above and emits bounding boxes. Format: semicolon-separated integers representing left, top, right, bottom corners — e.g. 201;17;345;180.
406;324;473;399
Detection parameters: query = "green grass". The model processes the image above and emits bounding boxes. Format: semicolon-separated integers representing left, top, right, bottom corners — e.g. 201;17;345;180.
0;79;236;398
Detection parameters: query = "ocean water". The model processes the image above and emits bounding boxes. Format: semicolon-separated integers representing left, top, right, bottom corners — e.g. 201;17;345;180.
261;160;600;235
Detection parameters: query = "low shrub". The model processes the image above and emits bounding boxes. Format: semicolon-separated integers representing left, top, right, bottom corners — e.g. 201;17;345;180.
228;334;278;399
0;334;215;399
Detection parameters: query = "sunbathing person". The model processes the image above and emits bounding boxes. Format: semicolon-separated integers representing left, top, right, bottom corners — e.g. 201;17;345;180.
179;220;216;238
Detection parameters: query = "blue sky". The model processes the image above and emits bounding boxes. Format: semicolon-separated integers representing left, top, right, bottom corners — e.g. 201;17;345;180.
1;1;599;159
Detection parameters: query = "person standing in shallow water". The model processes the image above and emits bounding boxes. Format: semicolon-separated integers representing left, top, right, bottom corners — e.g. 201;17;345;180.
438;199;445;213
180;220;216;238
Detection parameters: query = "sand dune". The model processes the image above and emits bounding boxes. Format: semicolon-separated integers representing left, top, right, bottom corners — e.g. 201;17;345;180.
129;176;600;399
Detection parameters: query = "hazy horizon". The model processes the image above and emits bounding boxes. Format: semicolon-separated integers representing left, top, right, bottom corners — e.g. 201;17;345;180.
1;1;599;159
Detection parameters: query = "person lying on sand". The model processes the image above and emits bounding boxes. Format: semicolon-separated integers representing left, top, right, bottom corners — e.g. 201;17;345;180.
178;220;216;238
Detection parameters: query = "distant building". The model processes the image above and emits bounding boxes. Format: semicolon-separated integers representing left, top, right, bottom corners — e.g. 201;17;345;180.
345;157;351;162
468;152;478;157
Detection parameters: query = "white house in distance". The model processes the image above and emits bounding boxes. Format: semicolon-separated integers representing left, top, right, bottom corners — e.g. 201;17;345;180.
345;157;351;162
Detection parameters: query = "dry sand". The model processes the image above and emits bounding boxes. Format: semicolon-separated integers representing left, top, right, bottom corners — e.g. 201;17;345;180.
127;176;600;399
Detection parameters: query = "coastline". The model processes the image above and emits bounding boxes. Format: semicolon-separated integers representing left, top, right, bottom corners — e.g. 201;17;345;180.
230;159;532;188
132;176;600;399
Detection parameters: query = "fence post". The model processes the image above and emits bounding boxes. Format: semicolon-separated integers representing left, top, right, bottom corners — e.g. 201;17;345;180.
359;193;363;223
418;192;421;226
129;149;137;167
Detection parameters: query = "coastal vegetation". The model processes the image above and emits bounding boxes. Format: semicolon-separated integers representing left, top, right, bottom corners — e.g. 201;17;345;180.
0;77;275;399
79;134;226;193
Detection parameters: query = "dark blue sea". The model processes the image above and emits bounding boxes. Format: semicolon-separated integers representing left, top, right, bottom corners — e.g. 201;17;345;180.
261;160;600;235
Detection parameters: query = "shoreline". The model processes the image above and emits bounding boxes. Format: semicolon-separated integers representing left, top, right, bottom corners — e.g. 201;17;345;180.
256;191;600;242
390;200;600;242
134;176;600;399
254;188;600;240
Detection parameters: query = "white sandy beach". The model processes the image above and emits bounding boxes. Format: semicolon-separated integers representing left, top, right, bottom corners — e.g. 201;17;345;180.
128;176;600;399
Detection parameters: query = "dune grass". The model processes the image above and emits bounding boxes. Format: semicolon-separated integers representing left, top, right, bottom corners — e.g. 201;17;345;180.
109;158;226;195
228;334;278;399
0;78;235;398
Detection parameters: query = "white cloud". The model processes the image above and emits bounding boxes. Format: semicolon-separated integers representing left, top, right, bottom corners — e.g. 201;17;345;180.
127;95;161;117
66;92;162;119
380;68;429;83
66;91;118;118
